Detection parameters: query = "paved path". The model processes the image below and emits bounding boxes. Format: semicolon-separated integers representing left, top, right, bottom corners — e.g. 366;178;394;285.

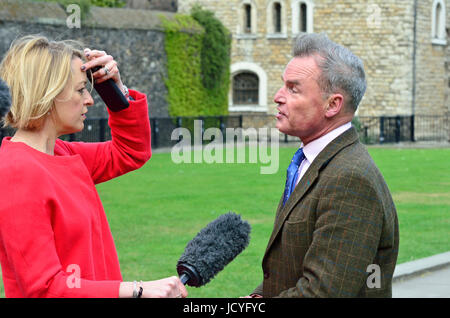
392;252;450;298
393;264;450;298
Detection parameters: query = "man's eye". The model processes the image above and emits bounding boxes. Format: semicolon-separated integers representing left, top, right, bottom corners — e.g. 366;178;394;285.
287;86;297;93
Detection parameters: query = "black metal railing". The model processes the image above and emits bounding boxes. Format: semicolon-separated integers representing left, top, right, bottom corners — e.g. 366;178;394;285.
1;114;448;147
355;115;449;144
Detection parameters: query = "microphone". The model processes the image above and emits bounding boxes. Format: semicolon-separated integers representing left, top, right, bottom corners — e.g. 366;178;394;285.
177;212;251;287
0;78;11;119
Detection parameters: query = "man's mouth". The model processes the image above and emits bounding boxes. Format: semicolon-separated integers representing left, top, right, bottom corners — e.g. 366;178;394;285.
276;107;286;119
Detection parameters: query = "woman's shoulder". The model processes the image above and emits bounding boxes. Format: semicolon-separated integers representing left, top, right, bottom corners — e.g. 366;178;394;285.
0;141;50;179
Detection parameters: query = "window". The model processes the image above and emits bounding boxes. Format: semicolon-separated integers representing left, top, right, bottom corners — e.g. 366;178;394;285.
292;0;313;35
239;1;257;35
244;4;252;33
266;0;286;37
273;2;282;33
432;0;447;45
230;62;268;112
299;2;307;32
233;72;259;105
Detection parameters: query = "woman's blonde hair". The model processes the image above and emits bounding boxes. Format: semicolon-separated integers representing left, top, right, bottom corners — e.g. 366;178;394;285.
0;35;85;130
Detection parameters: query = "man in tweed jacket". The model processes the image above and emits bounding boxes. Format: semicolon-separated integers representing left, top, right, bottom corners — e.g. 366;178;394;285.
250;33;399;298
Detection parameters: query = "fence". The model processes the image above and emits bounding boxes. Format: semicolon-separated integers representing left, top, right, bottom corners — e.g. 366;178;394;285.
356;115;449;144
0;114;448;147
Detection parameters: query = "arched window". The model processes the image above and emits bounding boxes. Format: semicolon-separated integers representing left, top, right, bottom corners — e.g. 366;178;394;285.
239;1;257;35
266;0;287;37
299;2;307;32
233;72;259;105
230;62;268;112
273;2;282;33
292;0;314;35
244;4;252;33
431;0;447;45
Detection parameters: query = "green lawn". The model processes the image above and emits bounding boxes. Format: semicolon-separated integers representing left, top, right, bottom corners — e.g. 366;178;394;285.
0;146;449;297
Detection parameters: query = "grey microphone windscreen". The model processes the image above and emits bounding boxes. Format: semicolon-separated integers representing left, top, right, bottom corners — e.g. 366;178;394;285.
0;79;11;119
177;212;251;287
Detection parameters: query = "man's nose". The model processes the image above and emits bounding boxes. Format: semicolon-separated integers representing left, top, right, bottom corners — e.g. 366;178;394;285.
274;87;286;104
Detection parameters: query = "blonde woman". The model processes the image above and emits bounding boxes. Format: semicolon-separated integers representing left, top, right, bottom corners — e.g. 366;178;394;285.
0;35;187;298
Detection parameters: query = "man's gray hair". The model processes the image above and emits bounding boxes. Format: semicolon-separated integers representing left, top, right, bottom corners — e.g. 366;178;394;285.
292;33;366;112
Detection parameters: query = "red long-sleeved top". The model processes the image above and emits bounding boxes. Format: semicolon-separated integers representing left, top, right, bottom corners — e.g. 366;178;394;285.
0;89;151;297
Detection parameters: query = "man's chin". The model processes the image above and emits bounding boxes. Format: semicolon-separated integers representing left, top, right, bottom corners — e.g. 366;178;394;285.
275;122;288;135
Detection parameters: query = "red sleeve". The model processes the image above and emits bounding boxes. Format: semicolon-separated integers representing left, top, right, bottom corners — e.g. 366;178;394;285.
0;167;121;298
55;89;151;184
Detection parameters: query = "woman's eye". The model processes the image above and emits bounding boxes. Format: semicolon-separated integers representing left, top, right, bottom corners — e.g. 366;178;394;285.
78;88;86;94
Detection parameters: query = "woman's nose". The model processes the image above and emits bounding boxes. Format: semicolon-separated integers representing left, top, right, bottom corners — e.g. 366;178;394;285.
85;91;94;107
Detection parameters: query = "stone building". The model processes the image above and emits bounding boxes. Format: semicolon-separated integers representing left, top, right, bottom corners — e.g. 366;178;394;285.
178;0;449;120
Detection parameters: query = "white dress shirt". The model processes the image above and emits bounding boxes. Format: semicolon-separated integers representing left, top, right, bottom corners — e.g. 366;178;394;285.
295;122;352;186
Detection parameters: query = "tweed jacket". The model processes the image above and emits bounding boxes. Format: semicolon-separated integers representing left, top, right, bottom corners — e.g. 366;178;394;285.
253;127;399;297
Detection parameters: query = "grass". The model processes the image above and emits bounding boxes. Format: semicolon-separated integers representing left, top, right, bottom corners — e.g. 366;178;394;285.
0;146;449;297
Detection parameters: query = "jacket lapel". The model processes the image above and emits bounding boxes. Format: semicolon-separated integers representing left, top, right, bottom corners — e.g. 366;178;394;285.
264;127;360;255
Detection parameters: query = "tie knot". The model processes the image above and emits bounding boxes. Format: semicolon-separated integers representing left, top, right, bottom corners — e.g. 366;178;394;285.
291;148;304;166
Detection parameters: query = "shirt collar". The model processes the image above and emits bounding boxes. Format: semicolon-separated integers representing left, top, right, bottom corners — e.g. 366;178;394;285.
301;122;352;164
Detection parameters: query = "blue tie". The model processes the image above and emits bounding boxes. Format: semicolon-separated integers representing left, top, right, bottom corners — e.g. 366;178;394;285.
283;148;305;206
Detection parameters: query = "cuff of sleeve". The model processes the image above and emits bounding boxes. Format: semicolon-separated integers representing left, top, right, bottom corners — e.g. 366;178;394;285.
128;89;145;102
252;282;263;296
107;89;149;120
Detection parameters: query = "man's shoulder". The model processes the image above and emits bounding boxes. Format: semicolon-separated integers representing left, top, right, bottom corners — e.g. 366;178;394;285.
322;141;382;181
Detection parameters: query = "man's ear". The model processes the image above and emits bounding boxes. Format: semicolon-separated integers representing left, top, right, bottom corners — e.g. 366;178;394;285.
324;93;345;118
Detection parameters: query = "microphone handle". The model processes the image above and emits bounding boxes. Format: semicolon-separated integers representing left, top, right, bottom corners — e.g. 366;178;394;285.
180;273;190;285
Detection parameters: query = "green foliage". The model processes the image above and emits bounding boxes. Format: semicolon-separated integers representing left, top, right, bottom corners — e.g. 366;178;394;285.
352;116;375;144
161;7;231;117
90;0;125;7
31;0;125;20
160;14;206;117
32;0;125;7
191;4;231;110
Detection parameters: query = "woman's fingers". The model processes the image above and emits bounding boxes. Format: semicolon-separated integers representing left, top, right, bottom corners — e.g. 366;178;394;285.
142;276;188;298
82;54;113;73
84;48;106;60
82;48;122;85
94;60;119;84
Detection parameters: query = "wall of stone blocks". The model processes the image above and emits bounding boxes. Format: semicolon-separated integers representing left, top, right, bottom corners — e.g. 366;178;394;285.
126;0;178;12
0;1;178;118
414;0;449;116
178;0;449;120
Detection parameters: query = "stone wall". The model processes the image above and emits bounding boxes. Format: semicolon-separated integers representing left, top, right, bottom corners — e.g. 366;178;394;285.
178;0;449;119
414;0;449;116
125;0;178;12
447;8;450;141
0;0;181;118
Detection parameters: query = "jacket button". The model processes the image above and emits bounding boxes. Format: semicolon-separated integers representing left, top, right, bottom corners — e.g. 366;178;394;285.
264;272;270;279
